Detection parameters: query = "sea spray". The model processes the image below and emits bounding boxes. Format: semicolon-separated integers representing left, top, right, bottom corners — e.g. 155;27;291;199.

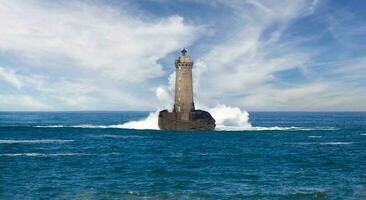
117;112;160;130
119;104;252;130
208;104;252;130
116;108;338;131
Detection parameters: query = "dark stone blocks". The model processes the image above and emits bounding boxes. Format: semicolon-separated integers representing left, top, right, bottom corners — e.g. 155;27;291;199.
158;109;216;131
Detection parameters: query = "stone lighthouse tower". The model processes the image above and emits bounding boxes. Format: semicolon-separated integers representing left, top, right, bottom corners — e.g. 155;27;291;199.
158;49;215;131
174;48;194;121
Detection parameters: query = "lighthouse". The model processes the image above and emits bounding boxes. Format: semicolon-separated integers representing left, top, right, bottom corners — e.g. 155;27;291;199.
158;49;215;131
174;48;195;121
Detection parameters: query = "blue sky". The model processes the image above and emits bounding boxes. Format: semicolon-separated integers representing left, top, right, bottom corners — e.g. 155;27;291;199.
0;0;365;111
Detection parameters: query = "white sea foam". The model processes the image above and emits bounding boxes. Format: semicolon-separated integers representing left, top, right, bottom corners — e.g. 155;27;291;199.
36;112;160;130
91;134;144;139
33;105;338;132
291;142;352;145
34;123;338;132
114;112;160;130
308;136;322;138
36;124;109;128
208;104;252;129
74;124;115;128
361;134;366;136
0;139;74;144
116;104;253;130
113;104;339;131
320;142;352;145
35;125;65;128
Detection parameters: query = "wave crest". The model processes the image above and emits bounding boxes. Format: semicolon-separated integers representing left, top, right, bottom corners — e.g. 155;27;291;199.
33;105;339;131
0;139;73;144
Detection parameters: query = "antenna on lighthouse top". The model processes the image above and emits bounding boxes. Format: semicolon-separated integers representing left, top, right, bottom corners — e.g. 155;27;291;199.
181;48;187;56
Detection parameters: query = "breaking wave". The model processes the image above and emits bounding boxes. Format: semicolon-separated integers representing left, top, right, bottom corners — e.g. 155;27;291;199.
32;104;339;132
0;139;74;144
34;125;339;131
34;108;339;132
35;124;338;131
35;112;159;130
114;104;253;130
116;112;159;130
208;104;251;130
110;104;339;131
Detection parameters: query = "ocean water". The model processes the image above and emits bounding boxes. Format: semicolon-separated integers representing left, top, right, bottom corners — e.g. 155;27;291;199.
0;111;365;199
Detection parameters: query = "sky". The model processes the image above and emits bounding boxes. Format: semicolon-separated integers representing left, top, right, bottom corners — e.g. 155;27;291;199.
0;0;365;111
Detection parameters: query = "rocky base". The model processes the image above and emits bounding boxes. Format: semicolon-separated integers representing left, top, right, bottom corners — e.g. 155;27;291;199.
158;109;216;131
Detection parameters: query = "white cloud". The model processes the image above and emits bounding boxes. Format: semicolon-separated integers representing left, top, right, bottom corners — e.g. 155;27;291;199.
0;0;365;111
0;1;204;82
0;0;205;110
240;83;329;109
155;87;170;105
0;94;51;111
148;0;366;111
0;66;153;110
0;66;23;88
187;0;366;110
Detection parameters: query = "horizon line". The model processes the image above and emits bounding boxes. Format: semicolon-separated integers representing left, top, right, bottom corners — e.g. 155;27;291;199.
0;110;365;113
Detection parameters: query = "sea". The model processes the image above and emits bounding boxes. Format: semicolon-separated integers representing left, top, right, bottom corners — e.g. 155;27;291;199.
0;111;365;199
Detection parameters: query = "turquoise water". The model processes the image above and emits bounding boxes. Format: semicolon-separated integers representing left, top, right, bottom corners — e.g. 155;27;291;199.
0;112;365;199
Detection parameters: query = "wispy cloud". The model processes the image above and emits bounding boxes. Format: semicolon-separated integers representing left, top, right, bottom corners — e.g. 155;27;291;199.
0;0;205;110
0;0;365;111
0;94;52;111
0;67;24;88
194;0;317;107
191;0;366;111
0;1;205;82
